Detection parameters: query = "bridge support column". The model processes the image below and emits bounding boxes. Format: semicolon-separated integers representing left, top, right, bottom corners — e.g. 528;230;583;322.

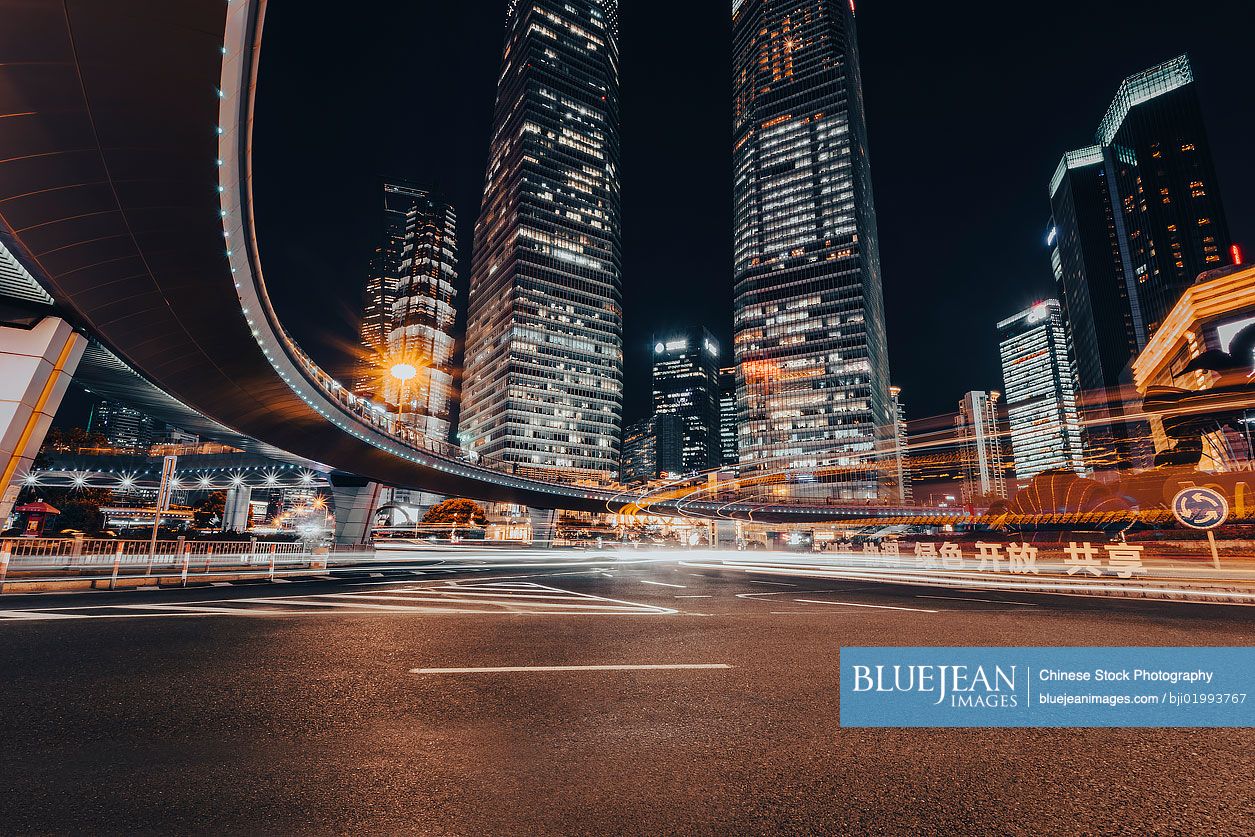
713;519;738;549
0;316;86;523
331;478;383;546
222;485;252;532
528;507;557;548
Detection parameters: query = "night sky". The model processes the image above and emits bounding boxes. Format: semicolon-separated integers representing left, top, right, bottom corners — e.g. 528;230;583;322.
251;0;1254;428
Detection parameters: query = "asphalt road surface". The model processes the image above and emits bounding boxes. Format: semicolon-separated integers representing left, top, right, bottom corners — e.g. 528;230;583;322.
1;557;1252;835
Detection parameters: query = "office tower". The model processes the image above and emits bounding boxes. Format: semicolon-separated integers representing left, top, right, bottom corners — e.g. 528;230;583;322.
718;366;739;468
1047;56;1229;469
955;390;1007;504
652;328;721;472
732;0;891;500
619;413;683;485
1049;146;1149;398
459;0;623;480
997;301;1086;482
1050;57;1232;368
89;400;156;452
888;385;912;504
1096;55;1231;335
355;182;459;442
1049;147;1150;470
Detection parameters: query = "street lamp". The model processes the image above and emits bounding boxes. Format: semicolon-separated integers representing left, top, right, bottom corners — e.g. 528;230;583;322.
389;362;418;419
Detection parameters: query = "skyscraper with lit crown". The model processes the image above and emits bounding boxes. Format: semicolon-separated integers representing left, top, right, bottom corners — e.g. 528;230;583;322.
459;0;622;480
731;0;891;500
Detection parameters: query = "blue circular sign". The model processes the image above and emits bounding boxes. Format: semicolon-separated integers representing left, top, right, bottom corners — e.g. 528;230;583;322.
1171;487;1230;530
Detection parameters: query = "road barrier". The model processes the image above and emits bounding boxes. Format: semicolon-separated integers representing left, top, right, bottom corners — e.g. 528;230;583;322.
0;536;336;589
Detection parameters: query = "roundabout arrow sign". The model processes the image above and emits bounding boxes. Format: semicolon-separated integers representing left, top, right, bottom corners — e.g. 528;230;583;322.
1171;487;1229;570
1171;487;1229;530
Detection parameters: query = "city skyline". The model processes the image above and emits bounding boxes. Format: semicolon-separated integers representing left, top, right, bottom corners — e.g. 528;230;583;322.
3;7;1254;834
247;0;1254;429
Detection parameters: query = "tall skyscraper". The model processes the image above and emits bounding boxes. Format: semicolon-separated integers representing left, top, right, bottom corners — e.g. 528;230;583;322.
718;366;739;468
888;385;912;504
652;328;721;473
997;301;1086;482
1096;55;1231;336
1048;55;1230;469
1049;57;1232;371
955;390;1007;504
459;0;623;480
356;182;459;441
619;413;683;485
731;0;890;500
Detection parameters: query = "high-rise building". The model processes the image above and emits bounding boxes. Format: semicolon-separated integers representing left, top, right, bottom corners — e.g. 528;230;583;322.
997;301;1086;482
459;0;623;480
89;400;157;452
355;182;459;442
888;385;912;504
1047;55;1231;469
1095;55;1231;336
732;0;890;500
955;390;1007;504
652;328;721;472
718;366;739;468
619;413;683;485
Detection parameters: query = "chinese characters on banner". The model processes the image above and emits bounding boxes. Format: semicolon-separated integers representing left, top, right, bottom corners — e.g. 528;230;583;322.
856;541;1147;579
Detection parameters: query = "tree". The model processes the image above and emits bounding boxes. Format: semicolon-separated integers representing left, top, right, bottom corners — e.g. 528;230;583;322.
422;498;487;526
193;490;226;527
52;498;105;533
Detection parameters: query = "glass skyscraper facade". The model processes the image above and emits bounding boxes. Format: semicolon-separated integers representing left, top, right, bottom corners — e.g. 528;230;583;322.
355;182;459;442
1096;55;1231;336
459;0;622;481
731;0;890;500
997;301;1086;482
1047;55;1230;470
652;327;721;473
619;413;683;485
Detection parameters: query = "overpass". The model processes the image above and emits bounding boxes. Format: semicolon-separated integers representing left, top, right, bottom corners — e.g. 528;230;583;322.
0;0;932;536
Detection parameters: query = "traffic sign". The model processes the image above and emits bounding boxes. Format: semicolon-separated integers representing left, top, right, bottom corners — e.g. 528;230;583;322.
1171;487;1229;531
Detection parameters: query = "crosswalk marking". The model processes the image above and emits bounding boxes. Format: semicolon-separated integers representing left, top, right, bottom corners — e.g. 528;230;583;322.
0;580;677;621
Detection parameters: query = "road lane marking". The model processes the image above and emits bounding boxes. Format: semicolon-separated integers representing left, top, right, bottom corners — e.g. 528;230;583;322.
640;579;686;588
411;664;732;674
675;594;712;598
746;580;796;587
915;594;1038;606
794;598;939;613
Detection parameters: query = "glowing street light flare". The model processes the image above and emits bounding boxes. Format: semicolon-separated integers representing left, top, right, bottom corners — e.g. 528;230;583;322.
389;362;418;382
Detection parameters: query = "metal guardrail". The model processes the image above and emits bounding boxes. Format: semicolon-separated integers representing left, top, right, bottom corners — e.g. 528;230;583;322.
0;536;329;589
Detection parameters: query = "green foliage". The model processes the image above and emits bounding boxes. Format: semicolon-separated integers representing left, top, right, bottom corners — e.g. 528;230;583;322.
193;490;227;527
421;498;487;525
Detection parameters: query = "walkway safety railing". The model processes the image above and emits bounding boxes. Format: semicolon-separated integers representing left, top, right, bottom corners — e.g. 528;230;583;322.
0;536;370;590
